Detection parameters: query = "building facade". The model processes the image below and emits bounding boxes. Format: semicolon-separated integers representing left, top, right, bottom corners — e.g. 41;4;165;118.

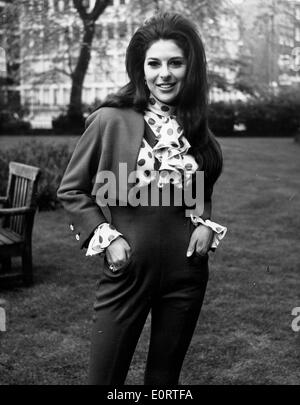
18;0;133;127
2;0;299;129
6;0;244;127
237;0;300;92
0;0;21;110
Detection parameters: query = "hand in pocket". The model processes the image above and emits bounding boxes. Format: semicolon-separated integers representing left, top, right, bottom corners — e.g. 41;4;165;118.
106;237;132;272
186;225;214;258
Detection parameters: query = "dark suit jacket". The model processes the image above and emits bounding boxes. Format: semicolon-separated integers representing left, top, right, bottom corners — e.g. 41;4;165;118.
57;107;212;248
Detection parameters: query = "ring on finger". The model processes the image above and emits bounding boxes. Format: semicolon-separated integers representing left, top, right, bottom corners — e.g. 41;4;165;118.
196;252;206;257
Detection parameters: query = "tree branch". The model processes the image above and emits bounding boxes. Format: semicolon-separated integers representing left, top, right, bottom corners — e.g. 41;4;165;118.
64;28;75;76
73;0;111;21
90;0;112;21
72;0;88;20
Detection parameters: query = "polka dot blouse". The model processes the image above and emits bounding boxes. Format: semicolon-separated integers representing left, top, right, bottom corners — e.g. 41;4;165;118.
136;96;198;189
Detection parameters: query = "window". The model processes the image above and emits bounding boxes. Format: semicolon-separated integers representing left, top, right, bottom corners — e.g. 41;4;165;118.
296;7;300;20
120;0;126;4
107;23;114;40
279;35;293;47
118;22;127;38
53;88;58;105
96;24;103;38
24;89;31;103
33;88;40;105
63;88;69;104
43;88;50;105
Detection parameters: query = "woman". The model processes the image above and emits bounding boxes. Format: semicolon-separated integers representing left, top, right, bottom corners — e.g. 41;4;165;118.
57;12;226;385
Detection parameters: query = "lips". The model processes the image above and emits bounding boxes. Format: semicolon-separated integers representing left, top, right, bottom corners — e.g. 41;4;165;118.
156;83;176;89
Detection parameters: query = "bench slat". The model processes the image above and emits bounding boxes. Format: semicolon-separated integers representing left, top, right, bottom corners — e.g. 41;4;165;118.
0;228;22;243
0;233;15;245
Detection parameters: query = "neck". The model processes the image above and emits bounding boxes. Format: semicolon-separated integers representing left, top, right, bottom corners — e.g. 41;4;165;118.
147;94;176;116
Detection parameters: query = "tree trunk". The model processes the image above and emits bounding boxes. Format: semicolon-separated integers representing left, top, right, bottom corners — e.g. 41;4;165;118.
68;19;95;119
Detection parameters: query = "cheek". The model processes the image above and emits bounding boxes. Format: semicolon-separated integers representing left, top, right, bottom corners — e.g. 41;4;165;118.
144;69;156;84
177;67;187;81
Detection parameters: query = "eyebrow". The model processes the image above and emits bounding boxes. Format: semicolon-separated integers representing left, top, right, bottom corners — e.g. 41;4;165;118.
146;56;185;61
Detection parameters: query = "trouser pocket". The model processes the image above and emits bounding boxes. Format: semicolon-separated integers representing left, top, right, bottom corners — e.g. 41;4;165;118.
103;253;133;279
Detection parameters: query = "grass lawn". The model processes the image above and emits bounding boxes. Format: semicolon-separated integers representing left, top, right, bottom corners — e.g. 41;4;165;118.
0;135;79;152
0;137;299;385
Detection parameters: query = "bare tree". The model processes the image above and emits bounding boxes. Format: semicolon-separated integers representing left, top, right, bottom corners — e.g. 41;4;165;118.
0;0;252;125
69;0;111;119
1;0;112;120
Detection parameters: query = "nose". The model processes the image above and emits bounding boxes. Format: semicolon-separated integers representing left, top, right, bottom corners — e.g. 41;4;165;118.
159;63;171;80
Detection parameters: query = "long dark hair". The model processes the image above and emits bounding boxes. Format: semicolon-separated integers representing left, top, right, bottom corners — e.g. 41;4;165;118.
99;12;223;187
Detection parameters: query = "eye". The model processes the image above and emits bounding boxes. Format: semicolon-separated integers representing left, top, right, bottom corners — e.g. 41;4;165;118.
169;59;185;67
147;60;160;67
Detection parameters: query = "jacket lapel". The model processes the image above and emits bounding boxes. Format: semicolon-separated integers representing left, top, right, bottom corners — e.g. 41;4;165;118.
117;108;145;179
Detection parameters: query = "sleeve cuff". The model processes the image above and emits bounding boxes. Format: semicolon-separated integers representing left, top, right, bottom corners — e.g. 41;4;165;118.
190;214;227;249
86;223;123;256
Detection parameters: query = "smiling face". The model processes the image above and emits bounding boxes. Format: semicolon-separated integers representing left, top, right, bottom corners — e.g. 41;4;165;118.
144;39;187;105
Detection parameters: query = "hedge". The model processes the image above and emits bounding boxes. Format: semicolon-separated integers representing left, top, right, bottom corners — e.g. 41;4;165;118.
52;100;300;137
2;95;300;137
208;97;300;137
52;113;85;135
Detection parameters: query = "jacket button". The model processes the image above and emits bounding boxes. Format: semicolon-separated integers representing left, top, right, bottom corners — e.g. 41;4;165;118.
70;224;74;231
75;233;80;241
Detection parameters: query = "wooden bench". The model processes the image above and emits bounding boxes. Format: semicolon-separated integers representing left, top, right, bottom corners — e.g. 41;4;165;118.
0;162;41;285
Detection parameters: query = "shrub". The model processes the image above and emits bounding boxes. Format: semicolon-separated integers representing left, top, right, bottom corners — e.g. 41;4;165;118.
208;102;235;136
0;110;31;134
52;113;85;134
208;94;300;137
236;98;300;136
0;141;72;210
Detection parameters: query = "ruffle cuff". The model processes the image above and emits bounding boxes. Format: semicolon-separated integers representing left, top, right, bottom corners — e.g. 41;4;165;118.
190;214;227;249
86;223;123;256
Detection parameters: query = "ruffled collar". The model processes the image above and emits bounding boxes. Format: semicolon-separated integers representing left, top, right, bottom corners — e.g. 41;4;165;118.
142;95;198;188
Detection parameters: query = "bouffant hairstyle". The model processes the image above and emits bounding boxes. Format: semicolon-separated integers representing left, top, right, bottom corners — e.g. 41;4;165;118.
99;13;223;187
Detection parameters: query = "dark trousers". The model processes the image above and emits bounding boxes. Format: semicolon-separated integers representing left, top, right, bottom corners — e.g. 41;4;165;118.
88;194;209;385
